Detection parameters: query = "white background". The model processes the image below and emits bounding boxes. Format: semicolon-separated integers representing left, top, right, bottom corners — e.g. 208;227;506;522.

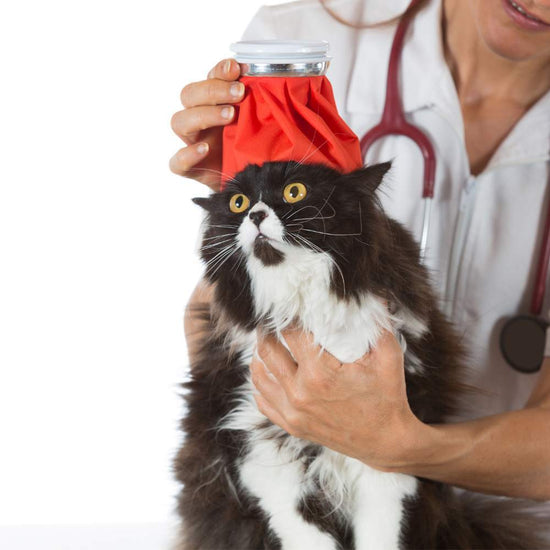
0;0;280;543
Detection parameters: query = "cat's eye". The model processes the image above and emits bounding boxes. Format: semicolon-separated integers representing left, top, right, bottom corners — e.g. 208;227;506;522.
283;183;307;204
229;194;250;213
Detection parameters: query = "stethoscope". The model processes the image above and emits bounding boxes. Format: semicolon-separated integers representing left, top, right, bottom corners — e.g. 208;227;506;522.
360;0;549;373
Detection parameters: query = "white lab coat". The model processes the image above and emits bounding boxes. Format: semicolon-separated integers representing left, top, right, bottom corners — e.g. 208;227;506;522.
242;0;550;421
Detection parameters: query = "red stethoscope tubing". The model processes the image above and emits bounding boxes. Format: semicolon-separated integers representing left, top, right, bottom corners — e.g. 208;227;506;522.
360;0;435;199
532;195;550;316
360;0;435;258
361;0;549;316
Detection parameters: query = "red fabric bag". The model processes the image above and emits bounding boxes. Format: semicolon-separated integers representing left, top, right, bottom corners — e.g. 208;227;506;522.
221;76;363;188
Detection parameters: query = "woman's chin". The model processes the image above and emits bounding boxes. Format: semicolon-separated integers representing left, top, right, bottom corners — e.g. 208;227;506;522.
476;2;550;61
484;35;544;61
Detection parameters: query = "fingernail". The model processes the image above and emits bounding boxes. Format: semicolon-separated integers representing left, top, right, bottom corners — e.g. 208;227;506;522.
230;82;244;98
224;59;232;74
221;106;234;120
197;142;209;155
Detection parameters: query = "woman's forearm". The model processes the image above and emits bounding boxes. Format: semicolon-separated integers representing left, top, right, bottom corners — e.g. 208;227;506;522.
183;278;214;362
394;404;550;500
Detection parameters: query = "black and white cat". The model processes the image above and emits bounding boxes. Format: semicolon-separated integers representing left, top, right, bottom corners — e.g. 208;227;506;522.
174;161;548;550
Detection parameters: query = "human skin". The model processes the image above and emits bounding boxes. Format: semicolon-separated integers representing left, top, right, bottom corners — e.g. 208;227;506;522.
173;0;550;499
445;0;550;173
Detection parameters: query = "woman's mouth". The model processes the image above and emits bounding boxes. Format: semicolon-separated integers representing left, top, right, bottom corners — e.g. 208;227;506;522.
502;0;550;31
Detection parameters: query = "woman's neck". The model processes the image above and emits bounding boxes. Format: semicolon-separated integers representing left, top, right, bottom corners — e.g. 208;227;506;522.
442;0;550;108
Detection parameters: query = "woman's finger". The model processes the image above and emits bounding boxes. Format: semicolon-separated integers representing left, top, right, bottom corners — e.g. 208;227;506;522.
207;58;242;81
253;393;289;431
356;329;403;371
256;333;298;392
250;352;288;403
171;105;235;145
281;329;341;372
180;78;245;109
169;143;210;176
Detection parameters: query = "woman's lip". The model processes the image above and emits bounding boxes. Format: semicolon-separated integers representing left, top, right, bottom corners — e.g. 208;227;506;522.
502;0;550;30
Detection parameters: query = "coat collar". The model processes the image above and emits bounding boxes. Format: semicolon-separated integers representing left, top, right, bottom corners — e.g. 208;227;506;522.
345;0;550;167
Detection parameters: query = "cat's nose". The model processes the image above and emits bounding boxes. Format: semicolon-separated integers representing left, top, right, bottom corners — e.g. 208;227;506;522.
249;210;267;227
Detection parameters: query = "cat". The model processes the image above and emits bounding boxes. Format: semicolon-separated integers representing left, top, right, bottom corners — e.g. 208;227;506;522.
173;160;549;550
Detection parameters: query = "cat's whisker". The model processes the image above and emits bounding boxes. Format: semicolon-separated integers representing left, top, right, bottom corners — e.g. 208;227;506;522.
301;228;362;237
290;231;337;263
228;253;250;302
294;214;334;223
202;237;235;250
293;114;322;167
293;107;325;166
281;208;298;220
286;204;325;222
293;206;336;222
285;188;337;233
305;205;327;234
288;232;327;258
202;232;237;241
192;167;242;186
208;246;240;279
318;186;337;219
205;243;237;268
295;137;331;166
294;188;337;230
298;200;364;239
206;246;236;270
287;232;347;295
206;252;236;279
291;227;352;265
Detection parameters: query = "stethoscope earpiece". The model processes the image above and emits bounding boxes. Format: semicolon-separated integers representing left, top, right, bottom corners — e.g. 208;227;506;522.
500;315;547;373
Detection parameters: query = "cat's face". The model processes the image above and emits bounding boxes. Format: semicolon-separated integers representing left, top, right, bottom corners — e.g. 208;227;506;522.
193;161;391;286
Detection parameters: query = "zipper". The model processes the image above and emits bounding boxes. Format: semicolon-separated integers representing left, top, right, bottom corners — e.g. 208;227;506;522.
443;174;478;319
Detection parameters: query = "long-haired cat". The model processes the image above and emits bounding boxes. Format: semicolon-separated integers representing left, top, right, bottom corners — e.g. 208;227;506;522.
173;161;549;550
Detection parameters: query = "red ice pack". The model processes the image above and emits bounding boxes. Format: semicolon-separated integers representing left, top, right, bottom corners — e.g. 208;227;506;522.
221;75;363;188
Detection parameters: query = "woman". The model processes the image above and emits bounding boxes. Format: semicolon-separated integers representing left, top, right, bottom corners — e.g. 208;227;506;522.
170;0;550;502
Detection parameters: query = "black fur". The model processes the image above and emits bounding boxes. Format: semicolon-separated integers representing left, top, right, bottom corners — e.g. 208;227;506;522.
174;161;550;549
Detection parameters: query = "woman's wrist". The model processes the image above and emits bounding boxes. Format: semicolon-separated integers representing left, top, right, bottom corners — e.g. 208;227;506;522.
377;416;475;476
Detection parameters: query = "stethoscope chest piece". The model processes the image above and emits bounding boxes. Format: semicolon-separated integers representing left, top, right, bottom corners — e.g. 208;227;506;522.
500;315;547;373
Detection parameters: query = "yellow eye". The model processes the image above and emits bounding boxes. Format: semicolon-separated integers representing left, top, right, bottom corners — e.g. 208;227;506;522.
229;194;250;213
283;183;307;204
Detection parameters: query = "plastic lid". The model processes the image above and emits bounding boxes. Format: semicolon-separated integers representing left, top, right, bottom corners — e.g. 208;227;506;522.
230;40;331;64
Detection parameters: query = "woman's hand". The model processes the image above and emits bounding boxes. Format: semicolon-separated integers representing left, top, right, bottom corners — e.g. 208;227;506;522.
250;328;433;471
169;58;245;191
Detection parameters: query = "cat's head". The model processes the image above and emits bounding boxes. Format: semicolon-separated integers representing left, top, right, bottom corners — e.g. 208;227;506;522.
193;161;391;322
194;160;391;282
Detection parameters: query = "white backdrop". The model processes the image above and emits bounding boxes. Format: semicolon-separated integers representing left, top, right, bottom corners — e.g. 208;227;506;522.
0;0;280;533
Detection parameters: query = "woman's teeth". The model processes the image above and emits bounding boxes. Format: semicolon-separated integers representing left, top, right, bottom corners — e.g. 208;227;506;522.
509;0;545;23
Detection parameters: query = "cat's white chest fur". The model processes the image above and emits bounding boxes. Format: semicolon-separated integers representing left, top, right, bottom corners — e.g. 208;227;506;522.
230;246;418;550
246;245;392;362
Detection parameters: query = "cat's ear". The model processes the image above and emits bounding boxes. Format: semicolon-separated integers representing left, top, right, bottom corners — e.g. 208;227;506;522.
192;197;213;210
342;161;392;192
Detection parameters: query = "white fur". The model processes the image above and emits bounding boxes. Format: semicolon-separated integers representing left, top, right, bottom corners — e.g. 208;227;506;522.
245;244;392;363
405;350;425;375
223;207;424;548
225;377;418;550
353;468;417;550
394;307;429;340
238;201;285;255
239;433;339;550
